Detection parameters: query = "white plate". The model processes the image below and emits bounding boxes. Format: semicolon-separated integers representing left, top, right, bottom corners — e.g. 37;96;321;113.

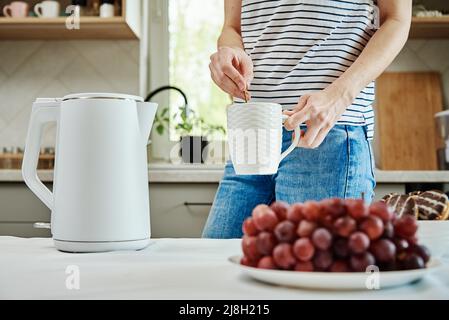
229;256;443;290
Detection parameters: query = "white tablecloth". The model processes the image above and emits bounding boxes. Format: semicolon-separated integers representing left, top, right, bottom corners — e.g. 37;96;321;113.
1;237;448;300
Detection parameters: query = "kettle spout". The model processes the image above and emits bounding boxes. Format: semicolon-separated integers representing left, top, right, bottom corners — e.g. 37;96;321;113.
137;102;158;143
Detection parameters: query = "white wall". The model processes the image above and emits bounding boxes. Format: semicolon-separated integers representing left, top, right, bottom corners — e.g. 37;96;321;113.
0;40;140;149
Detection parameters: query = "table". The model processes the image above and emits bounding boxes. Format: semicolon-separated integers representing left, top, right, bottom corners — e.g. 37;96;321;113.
1;237;448;300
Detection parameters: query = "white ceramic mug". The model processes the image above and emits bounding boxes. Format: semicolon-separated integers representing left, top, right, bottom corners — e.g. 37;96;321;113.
34;0;60;18
227;102;301;175
3;1;29;18
100;3;114;17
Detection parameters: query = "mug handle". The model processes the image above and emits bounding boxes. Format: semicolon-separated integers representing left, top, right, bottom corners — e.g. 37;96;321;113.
3;5;12;17
280;114;301;161
34;3;43;17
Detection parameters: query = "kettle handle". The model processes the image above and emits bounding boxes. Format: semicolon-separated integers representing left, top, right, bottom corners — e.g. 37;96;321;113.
22;100;60;210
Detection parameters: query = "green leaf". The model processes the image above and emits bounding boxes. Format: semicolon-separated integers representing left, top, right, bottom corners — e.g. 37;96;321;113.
181;110;187;122
156;124;164;135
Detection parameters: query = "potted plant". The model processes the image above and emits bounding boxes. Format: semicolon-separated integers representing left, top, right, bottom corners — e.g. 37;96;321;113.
146;86;226;164
174;106;225;164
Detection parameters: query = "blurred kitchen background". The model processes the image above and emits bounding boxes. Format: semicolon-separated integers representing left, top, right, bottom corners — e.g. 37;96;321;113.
1;0;449;238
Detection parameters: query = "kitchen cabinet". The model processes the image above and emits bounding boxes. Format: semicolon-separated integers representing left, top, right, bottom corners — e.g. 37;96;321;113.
410;17;449;39
149;183;217;238
0;0;140;40
0;183;51;237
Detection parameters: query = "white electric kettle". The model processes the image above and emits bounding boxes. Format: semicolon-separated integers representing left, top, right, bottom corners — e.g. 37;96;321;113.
22;93;158;253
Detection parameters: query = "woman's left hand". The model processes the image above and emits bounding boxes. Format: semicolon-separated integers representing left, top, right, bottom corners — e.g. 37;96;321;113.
283;84;355;149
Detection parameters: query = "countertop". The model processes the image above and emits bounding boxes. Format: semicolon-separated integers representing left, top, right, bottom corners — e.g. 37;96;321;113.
1;237;448;300
1;163;449;183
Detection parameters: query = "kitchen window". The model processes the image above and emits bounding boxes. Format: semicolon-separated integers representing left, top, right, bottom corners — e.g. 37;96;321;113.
147;0;230;142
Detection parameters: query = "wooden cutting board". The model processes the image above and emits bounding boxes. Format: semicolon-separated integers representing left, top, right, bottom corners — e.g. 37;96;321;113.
374;72;443;170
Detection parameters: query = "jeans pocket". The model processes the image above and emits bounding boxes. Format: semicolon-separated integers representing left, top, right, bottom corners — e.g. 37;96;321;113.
367;141;376;180
344;126;376;200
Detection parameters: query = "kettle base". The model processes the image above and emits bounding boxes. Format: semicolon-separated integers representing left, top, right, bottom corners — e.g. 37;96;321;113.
53;238;151;253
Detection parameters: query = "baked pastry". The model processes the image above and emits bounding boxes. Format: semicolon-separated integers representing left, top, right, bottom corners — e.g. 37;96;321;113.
385;194;419;218
412;190;449;221
381;193;398;203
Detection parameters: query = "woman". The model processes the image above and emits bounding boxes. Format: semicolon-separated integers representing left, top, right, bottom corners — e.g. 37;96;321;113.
203;0;411;239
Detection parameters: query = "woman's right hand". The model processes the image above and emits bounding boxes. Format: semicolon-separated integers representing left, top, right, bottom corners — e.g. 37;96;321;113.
209;46;254;100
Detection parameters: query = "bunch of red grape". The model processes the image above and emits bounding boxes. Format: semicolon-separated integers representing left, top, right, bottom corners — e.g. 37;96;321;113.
241;199;431;272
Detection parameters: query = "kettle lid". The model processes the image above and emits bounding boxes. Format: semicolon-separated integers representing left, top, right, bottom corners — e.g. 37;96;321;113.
62;93;143;102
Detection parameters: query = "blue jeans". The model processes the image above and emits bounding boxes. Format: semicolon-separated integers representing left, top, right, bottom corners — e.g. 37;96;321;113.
202;125;376;239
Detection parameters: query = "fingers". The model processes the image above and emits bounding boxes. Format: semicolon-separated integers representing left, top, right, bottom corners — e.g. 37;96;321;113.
284;95;310;130
210;64;245;99
224;58;247;91
292;130;306;146
285;107;310;130
239;55;254;88
300;115;334;149
283;110;295;116
283;92;337;149
210;48;251;98
295;95;309;111
298;121;321;148
309;124;333;149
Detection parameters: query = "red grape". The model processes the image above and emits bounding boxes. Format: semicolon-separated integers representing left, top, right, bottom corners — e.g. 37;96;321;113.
242;218;258;236
257;256;277;270
293;238;315;262
297;220;317;237
302;201;321;221
294;261;314;272
360;216;384;240
334;216;356;237
274;221;297;243
370;201;394;222
241;256;257;267
345;199;369;220
334;238;350;258
312;228;333;251
393;238;409;253
273;243;297;270
401;253;425;270
270;201;289;221
379;261;398;271
287;203;304;223
348;232;370;254
370;239;396;263
330;260;350;272
394;215;418;238
382;222;394;239
319;214;335;229
313;250;333;271
350;252;375;272
406;235;418;246
321;198;346;218
411;244;431;264
252;205;279;232
246;197;431;273
242;236;261;261
256;232;277;256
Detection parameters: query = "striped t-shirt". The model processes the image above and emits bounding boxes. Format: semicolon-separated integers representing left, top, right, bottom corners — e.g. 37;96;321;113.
238;0;377;139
